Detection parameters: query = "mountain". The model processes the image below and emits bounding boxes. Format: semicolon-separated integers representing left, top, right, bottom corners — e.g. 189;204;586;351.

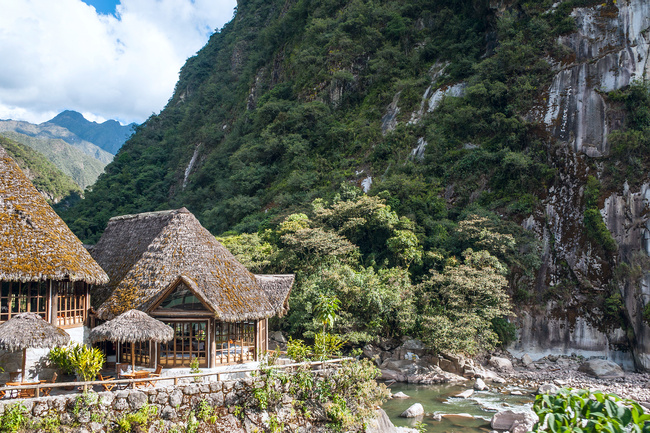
0;119;113;163
46;110;136;155
59;0;650;368
0;130;107;190
0;135;81;203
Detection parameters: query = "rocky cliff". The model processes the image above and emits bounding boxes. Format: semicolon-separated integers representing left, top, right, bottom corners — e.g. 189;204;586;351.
509;0;650;369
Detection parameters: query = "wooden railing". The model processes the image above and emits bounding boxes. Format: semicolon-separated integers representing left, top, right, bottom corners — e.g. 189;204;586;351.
0;357;353;399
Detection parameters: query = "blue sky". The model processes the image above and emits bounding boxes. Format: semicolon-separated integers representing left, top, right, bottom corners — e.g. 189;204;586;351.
81;0;120;16
0;0;237;125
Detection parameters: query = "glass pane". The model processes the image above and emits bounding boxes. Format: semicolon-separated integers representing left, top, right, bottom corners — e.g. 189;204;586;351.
157;283;208;311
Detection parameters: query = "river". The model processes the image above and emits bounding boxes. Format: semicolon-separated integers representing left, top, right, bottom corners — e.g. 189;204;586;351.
383;382;535;432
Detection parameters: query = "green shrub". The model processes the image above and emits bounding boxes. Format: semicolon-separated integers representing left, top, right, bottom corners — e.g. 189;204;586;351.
490;317;517;348
532;388;650;433
114;404;158;433
0;403;28;433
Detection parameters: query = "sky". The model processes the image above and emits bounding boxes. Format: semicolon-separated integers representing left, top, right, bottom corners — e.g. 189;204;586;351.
0;0;237;126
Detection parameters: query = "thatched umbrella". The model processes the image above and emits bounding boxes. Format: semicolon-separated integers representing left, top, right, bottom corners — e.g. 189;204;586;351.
0;312;71;380
89;309;174;371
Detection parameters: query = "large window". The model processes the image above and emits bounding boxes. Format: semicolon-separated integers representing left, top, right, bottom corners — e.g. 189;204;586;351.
56;281;87;327
0;281;48;322
159;321;208;368
214;321;256;365
121;342;151;367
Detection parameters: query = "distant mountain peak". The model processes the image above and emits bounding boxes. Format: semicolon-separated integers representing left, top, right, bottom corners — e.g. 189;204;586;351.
45;110;136;155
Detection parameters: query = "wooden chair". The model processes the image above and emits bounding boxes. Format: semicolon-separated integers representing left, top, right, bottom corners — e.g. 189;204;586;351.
97;373;115;391
145;365;163;387
40;372;57;396
115;363;130;379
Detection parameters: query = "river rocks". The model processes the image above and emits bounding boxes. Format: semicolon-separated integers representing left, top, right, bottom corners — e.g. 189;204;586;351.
491;410;538;431
521;354;533;367
400;403;424;418
489;357;514;373
578;359;624;379
392;392;410;399
366;409;418;433
474;378;487;391
455;389;474;398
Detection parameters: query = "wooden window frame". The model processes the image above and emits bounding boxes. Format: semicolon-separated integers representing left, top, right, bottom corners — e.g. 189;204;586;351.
213;320;256;365
0;280;49;323
158;320;209;368
120;341;152;368
55;281;88;328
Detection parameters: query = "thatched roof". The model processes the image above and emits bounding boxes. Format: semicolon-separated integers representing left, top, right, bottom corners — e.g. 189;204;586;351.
0;312;71;351
0;146;109;284
89;309;174;343
255;274;294;317
92;208;293;321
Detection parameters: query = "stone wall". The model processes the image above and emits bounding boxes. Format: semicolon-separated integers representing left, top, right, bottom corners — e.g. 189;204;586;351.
0;374;380;433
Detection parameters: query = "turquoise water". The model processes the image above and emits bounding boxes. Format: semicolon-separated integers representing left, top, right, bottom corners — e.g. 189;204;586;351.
383;382;535;432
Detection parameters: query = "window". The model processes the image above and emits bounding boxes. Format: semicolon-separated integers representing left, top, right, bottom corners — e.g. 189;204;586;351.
121;342;151;367
157;283;208;311
0;281;48;322
159;321;208;368
56;281;87;327
214;321;256;365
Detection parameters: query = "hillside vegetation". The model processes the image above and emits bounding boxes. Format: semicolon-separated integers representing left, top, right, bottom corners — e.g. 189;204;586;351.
0;130;107;190
0;136;82;203
59;0;640;350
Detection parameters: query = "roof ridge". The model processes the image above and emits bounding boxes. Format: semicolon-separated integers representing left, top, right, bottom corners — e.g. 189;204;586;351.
108;207;190;222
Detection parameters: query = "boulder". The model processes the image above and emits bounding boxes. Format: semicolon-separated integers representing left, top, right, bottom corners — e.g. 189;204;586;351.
491;410;538;431
537;383;559;394
400;403;424;418
392;391;410;399
363;344;383;366
578;359;624;378
366;408;412;433
455;389;474;399
269;331;286;343
401;339;426;350
474;378;487;391
521;354;533;367
489;356;514;373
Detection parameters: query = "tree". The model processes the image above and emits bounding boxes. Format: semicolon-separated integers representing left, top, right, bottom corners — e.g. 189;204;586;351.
418;249;512;355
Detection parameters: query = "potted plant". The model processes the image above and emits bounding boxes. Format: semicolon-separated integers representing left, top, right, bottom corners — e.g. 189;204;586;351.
67;344;105;383
48;346;77;389
49;344;105;389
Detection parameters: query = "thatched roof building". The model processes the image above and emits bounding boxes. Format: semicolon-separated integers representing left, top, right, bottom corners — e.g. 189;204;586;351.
92;208;293;321
255;274;294;317
89;309;174;344
0;146;108;284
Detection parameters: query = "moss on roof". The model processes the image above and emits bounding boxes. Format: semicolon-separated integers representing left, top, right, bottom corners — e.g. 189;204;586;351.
92;208;293;321
0;146;109;284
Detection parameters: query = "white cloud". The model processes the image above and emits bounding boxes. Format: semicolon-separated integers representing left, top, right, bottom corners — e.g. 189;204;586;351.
0;0;236;125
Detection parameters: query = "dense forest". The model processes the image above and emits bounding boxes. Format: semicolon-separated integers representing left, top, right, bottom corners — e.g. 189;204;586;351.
58;0;648;352
1;136;81;203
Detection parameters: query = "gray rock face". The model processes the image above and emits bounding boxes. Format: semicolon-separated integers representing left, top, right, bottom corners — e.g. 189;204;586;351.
491;410;539;431
400;403;424;418
578;359;625;378
535;0;650;157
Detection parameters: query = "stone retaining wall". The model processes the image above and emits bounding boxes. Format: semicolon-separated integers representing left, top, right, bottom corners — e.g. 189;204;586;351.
0;376;334;432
